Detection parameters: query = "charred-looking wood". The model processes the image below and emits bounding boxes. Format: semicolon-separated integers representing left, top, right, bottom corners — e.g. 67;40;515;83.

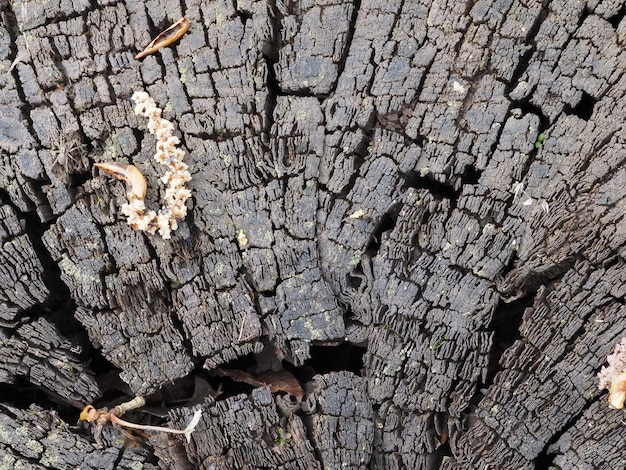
2;0;626;469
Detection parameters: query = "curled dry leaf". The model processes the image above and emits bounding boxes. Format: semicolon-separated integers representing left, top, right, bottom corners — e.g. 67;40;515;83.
215;368;304;400
135;17;191;60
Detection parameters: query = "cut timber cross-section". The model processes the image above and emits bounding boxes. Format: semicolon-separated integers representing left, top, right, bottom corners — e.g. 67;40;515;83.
1;0;626;468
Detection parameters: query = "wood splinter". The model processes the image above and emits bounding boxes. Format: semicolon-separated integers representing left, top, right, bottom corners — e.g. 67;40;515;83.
135;17;191;60
95;162;147;200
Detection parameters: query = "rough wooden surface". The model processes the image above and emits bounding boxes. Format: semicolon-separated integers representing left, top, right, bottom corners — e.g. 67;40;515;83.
2;0;626;468
0;403;157;469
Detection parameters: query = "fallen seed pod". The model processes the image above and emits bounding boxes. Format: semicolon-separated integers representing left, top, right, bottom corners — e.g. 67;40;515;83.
134;17;191;60
95;162;147;200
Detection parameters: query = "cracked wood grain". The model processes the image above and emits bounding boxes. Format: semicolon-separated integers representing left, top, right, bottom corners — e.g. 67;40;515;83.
2;0;626;468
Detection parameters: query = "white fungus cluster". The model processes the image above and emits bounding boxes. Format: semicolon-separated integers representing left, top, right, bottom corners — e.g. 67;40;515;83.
598;337;626;409
120;91;192;239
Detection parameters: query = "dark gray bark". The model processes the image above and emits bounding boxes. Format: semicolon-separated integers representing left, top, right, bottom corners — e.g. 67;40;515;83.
2;0;626;468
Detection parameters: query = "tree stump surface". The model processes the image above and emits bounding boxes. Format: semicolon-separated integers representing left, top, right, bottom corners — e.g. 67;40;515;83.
1;0;626;468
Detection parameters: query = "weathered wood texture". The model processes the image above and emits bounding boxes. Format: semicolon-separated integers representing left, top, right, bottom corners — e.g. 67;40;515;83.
0;403;157;469
1;0;626;468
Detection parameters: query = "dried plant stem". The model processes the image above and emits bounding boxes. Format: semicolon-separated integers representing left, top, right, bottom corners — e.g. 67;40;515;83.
111;396;146;416
80;397;202;444
110;410;202;442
